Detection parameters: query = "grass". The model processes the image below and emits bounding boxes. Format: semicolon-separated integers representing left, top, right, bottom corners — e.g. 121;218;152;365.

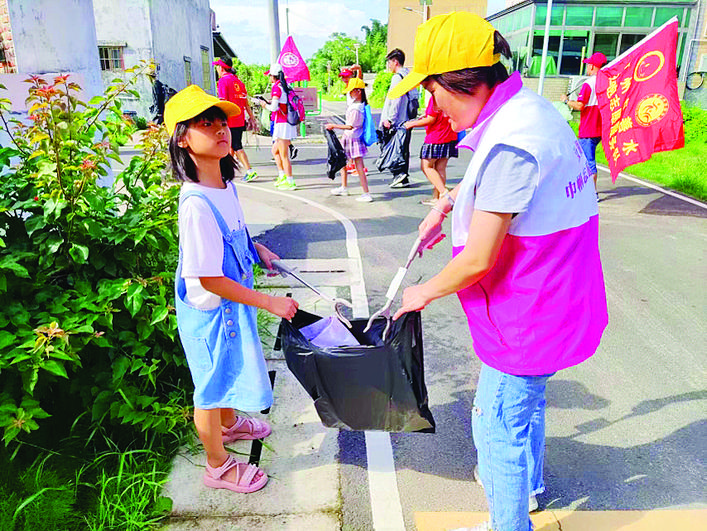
568;120;707;201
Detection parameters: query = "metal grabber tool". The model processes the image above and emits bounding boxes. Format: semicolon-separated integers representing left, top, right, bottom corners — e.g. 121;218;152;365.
364;225;443;340
271;259;353;328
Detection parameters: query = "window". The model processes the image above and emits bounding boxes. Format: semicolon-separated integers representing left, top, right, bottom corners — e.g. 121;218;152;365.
624;8;653;28
560;31;590;75
593;33;620;62
184;56;192;85
619;34;647;55
99;46;123;71
530;31;561;76
565;5;593;26
535;4;563;26
201;47;211;92
595;6;623;27
654;7;683;27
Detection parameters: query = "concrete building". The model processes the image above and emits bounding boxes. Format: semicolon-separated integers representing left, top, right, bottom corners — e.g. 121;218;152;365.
93;0;215;119
387;0;488;66
0;0;103;102
682;0;706;106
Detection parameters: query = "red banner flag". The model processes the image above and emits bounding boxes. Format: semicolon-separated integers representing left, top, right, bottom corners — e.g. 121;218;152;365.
278;36;310;83
595;18;684;182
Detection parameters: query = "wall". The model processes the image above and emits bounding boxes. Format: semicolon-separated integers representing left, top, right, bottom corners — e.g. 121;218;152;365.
3;0;102;99
93;0;153;117
387;0;487;67
521;75;569;101
149;0;214;97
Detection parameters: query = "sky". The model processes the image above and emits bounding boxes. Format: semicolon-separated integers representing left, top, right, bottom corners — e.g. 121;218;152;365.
210;0;389;66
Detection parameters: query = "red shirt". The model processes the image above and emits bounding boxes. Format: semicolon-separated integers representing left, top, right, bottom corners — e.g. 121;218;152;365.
217;73;247;128
270;81;288;124
424;98;457;144
577;78;602;138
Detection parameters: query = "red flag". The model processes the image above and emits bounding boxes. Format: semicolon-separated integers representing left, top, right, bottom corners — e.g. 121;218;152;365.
277;36;310;83
595;18;684;182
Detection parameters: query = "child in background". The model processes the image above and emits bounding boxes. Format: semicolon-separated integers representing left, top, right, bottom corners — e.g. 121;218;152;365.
165;85;299;493
404;97;458;205
257;63;298;190
325;78;373;202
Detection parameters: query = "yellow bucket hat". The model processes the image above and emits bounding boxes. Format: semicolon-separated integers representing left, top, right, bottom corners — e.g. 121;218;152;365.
388;12;500;99
343;77;366;93
164;85;241;136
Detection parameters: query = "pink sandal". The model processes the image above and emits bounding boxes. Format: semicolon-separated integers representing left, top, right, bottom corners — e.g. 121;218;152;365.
203;455;268;493
222;416;272;443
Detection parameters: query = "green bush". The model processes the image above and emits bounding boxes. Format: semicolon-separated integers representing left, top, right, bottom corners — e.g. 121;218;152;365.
370;71;393;109
0;67;191;450
134;116;148;130
681;102;707;144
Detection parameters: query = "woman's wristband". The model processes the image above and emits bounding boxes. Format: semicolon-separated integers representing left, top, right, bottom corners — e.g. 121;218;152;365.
430;206;447;217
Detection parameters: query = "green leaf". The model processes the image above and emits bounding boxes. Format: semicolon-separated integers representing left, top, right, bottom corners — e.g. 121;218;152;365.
0;331;14;349
150;305;169;325
88;95;103;105
41;360;69;378
69;243;89;264
125;283;145;317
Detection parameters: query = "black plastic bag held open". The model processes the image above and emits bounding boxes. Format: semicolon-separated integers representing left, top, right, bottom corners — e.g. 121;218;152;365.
275;310;435;433
375;127;410;175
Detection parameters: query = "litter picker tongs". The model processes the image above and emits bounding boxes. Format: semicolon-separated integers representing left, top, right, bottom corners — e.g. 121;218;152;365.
363;226;443;340
271;259;353;328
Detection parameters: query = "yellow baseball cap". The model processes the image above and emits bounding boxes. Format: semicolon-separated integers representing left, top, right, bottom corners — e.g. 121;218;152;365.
388;12;500;99
164;85;241;136
343;77;366;93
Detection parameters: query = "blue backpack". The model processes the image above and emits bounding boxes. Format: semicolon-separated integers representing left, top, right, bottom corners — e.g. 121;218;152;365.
361;104;376;147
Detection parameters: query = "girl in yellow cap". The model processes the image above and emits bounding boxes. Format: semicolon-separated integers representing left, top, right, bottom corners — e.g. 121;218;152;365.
165;85;299;494
325;77;373;202
391;12;607;531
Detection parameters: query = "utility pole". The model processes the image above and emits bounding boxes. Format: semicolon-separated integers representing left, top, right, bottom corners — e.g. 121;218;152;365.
268;0;281;64
354;43;361;64
537;0;553;97
286;6;290;35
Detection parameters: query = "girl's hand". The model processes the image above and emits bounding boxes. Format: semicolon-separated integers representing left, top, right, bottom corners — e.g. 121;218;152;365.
325;123;335;130
267;295;299;320
393;284;431;321
254;243;279;275
403;121;413;129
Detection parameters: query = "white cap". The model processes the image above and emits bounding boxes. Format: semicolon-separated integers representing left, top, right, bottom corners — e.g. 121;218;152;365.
268;62;283;76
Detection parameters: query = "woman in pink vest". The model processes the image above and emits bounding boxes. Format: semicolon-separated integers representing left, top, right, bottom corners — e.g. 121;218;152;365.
391;12;607;531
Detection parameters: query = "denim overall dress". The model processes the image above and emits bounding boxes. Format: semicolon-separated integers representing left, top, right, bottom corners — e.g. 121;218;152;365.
175;186;273;411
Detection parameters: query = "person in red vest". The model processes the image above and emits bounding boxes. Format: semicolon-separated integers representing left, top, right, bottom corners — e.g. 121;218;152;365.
561;52;607;190
214;57;258;182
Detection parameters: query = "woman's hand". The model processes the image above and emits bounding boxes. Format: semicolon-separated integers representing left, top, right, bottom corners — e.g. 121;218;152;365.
403;120;413;129
267;295;299;320
254;243;279;275
419;210;446;250
393;283;432;320
325;123;336;130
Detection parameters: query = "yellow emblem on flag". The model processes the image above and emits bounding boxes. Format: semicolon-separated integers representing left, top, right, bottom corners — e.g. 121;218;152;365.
635;93;669;126
634;51;665;82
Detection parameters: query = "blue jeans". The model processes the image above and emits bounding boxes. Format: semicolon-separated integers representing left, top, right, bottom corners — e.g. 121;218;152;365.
472;364;554;531
578;136;601;176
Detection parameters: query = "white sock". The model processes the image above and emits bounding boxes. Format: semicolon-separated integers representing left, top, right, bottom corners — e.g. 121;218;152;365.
278;170;285;178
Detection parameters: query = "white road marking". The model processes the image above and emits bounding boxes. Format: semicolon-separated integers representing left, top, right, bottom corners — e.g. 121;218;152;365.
238;184;407;531
598;164;707;210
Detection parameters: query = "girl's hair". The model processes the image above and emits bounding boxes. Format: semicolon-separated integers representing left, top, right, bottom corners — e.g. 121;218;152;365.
168;106;240;183
427;32;512;95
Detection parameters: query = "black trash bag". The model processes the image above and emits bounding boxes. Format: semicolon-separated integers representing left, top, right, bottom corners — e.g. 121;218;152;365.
375;127;410;175
275;309;435;433
325;128;347;180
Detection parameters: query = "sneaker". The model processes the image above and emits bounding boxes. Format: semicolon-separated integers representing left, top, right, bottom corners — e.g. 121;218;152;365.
330;186;349;196
277;178;297;190
356;193;373;202
390;173;409;188
242;170;258;182
473;465;538;513
274;174;287;187
289;145;298;160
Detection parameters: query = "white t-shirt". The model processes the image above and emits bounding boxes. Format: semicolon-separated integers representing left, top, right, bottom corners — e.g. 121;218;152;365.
179;181;247;309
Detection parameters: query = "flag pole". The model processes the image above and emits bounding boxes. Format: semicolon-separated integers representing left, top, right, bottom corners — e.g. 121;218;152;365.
537;0;553;97
268;0;281;64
